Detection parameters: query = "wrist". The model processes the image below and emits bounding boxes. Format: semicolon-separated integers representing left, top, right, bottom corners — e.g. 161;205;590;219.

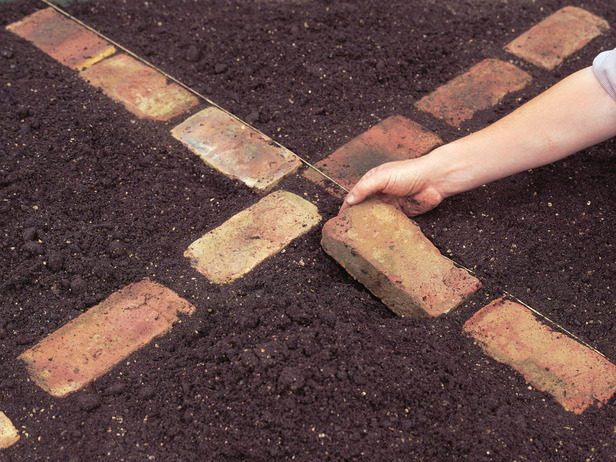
422;143;475;199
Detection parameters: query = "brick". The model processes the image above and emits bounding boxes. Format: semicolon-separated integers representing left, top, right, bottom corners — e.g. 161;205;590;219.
171;107;302;191
6;7;115;70
80;54;198;121
185;190;321;283
304;116;441;198
321;199;481;317
415;59;531;127
18;279;195;398
505;7;610;70
464;298;616;414
0;412;19;449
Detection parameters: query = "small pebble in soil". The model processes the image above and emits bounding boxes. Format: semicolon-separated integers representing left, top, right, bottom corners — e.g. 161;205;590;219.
1;380;15;390
245;111;260;124
70;276;87;294
237;312;258;329
5;171;18;184
16;106;30;119
104;382;126;396
225;91;240;104
23;241;44;255
239;349;259;369
185;44;200;62
22;227;37;241
77;393;100;412
1;49;14;59
286;304;312;325
47;253;64;272
16;333;37;345
214;63;228;74
24;217;40;228
278;366;305;391
107;240;125;258
138;386;155;400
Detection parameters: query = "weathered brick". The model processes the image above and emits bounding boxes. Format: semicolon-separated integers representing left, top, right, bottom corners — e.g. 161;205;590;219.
6;7;115;70
304;116;441;198
185;190;321;283
415;59;531;127
505;7;610;70
321;199;481;317
0;412;19;449
171;107;302;191
19;279;195;398
80;54;198;121
464;298;616;414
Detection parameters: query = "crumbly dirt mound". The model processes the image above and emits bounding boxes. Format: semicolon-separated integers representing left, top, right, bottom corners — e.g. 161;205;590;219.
1;0;616;460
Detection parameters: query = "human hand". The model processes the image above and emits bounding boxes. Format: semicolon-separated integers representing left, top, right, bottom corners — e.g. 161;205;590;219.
340;157;445;217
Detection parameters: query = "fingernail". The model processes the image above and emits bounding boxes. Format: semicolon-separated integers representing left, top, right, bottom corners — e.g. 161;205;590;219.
346;194;355;204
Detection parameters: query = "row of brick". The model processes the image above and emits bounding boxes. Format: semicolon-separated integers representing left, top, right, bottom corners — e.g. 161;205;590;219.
317;6;615;415
324;198;616;414
8;7;301;192
11;192;320;391
305;6;609;192
416;7;609;127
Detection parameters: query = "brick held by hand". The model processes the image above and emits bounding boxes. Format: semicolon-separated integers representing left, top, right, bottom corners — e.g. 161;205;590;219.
321;199;481;317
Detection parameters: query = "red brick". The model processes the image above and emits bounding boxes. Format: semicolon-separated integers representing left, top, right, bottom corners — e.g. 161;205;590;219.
171;107;302;191
185;190;321;283
6;7;115;70
321;199;481;317
80;54;198;121
18;279;195;398
415;59;531;127
505;7;610;70
0;412;19;449
304;116;441;198
464;298;616;414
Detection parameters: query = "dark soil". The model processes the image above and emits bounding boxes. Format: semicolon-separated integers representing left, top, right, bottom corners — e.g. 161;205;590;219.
1;0;616;460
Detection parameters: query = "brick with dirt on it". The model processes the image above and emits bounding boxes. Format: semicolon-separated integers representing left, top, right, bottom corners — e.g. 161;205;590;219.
304;115;442;198
171;107;302;191
0;411;19;449
415;58;531;127
19;278;195;398
6;7;115;70
321;198;481;317
80;53;199;121
185;190;321;284
464;297;616;414
505;6;610;70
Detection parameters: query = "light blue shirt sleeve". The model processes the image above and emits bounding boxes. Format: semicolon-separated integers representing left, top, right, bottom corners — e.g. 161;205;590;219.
593;48;616;102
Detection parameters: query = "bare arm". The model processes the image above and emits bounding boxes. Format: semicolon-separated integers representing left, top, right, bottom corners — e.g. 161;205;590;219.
343;67;616;216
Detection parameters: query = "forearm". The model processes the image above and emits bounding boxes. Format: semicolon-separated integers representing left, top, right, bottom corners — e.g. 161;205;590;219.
431;66;616;197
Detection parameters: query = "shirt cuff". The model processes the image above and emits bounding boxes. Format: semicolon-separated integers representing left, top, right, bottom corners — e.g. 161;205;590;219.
593;48;616;102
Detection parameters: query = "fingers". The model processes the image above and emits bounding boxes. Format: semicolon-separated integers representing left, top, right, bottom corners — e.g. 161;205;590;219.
344;168;387;206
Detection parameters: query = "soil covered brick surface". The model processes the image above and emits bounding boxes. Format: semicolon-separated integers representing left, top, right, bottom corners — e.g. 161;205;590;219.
1;0;616;460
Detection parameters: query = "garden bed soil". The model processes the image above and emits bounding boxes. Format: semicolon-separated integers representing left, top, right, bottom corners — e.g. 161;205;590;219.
1;0;616;460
